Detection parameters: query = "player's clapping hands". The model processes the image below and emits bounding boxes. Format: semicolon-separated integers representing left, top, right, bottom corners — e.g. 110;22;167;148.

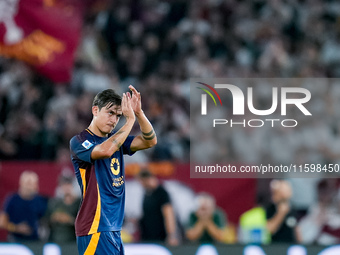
122;92;135;121
129;85;143;116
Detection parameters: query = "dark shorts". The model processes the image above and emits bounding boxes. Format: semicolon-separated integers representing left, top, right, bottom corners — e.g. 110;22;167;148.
77;231;124;255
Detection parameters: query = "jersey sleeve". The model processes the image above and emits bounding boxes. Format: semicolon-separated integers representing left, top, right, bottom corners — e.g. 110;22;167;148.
158;186;171;206
70;135;96;163
3;194;14;214
122;135;136;156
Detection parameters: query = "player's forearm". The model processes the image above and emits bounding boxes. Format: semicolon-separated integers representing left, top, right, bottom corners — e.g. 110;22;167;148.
91;118;135;159
104;118;135;153
136;111;157;147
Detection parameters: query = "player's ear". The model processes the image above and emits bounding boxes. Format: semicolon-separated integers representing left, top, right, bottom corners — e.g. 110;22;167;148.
92;106;99;116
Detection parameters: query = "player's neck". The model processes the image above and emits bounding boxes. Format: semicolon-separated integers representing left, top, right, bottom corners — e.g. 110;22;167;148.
88;121;108;137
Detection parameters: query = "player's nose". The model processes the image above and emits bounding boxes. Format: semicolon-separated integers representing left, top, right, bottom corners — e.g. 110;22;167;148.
110;115;119;123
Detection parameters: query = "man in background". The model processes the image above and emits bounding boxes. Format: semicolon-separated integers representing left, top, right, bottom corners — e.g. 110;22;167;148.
185;192;227;243
45;174;80;243
138;169;179;246
0;171;47;242
266;180;301;243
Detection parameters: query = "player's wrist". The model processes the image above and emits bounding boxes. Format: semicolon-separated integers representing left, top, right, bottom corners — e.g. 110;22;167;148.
125;114;136;122
135;110;144;117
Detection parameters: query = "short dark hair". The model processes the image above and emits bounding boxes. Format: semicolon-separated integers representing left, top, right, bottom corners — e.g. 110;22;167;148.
92;89;122;110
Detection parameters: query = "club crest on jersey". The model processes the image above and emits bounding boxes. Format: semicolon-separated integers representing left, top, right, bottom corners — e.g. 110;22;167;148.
111;158;120;175
82;140;93;150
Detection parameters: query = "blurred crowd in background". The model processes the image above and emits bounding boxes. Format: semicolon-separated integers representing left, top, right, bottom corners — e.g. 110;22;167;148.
2;0;340;163
1;0;340;246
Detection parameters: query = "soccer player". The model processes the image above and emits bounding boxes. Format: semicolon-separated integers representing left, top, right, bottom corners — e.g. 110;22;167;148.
69;85;157;255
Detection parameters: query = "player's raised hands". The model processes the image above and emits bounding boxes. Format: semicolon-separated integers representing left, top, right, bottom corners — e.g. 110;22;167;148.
122;93;135;121
129;85;142;115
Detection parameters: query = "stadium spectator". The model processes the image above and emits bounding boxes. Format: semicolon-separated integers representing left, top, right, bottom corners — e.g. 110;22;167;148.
238;194;270;244
299;179;340;245
0;171;48;242
266;180;301;243
138;169;179;246
185;192;227;243
44;174;80;243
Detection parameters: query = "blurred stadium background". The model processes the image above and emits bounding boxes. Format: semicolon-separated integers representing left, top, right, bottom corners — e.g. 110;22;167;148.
1;0;340;254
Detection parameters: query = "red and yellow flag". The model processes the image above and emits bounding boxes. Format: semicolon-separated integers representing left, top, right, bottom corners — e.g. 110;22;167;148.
0;0;82;82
